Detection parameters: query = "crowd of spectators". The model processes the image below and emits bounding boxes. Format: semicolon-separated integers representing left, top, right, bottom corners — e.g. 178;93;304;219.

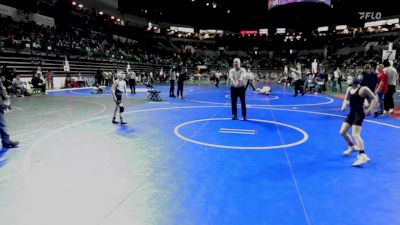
2;9;400;71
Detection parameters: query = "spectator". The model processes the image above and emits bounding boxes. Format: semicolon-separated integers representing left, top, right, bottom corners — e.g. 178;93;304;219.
0;65;10;81
383;60;398;114
374;64;388;117
96;68;103;86
12;74;30;96
0;77;19;149
46;70;54;89
361;64;378;105
31;72;46;93
65;73;72;88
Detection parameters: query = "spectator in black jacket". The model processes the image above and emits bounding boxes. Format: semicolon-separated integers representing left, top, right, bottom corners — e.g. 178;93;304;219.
31;72;46;93
177;67;187;99
361;64;378;92
361;64;378;105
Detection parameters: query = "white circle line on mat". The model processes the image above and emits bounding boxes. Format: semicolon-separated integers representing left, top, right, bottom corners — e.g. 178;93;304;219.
174;118;308;150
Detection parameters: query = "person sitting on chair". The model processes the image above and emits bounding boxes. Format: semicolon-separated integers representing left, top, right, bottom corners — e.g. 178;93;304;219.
31;72;46;93
12;74;30;96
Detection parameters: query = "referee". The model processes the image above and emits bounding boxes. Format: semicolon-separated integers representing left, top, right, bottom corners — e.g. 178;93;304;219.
292;68;304;97
229;58;247;121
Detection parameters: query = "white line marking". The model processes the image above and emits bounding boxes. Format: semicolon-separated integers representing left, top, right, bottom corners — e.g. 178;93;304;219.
9;104;400;221
47;87;94;92
224;94;280;100
220;128;256;132
69;99;107;118
268;106;312;225
185;94;335;107
147;101;170;104
251;106;400;129
174;118;309;150
218;131;256;135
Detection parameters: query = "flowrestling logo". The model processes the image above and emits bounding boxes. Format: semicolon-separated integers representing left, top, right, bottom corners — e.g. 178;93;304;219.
359;12;382;20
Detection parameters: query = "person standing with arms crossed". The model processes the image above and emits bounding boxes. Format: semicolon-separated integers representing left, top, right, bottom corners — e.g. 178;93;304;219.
292;67;304;96
169;68;176;98
177;67;187;99
383;60;398;114
127;69;136;95
374;64;388;117
229;58;247;121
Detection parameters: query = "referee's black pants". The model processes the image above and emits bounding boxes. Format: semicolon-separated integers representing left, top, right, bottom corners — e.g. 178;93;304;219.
231;86;246;117
177;81;184;98
169;80;175;97
294;80;304;96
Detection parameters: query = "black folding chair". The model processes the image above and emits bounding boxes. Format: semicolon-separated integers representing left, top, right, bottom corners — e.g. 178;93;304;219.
145;84;162;101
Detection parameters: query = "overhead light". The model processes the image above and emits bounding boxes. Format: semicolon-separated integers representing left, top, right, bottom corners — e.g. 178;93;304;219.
206;2;209;6
117;18;121;22
317;26;329;32
72;2;76;6
191;0;195;2
78;4;83;8
227;9;230;13
99;11;103;15
111;16;115;19
387;18;399;25
212;2;217;8
145;10;147;13
336;25;347;30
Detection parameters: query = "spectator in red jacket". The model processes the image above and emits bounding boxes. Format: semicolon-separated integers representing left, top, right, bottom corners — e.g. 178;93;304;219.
374;64;388;117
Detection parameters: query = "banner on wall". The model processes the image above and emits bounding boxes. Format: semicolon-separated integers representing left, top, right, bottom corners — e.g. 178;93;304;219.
0;4;17;17
0;4;55;27
31;14;55;27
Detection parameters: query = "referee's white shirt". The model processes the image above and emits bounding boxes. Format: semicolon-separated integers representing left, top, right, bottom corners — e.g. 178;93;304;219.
292;71;301;81
229;68;246;88
128;71;136;80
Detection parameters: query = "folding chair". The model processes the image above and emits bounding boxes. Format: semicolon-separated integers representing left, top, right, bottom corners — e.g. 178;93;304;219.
29;82;42;94
145;84;162;101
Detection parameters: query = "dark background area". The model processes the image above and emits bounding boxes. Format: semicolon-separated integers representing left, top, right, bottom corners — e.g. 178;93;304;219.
118;0;400;30
0;0;398;31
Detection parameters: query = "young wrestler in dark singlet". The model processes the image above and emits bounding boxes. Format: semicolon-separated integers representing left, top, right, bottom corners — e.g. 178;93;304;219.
340;76;377;167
